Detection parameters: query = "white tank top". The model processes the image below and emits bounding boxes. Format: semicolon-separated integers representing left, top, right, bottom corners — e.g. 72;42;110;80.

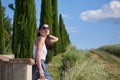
33;44;47;61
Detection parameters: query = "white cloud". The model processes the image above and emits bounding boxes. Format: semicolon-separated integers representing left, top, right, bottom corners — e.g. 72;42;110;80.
66;26;78;33
80;0;120;22
113;0;120;1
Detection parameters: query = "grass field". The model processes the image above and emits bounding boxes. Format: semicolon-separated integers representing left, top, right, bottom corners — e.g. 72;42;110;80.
47;45;120;80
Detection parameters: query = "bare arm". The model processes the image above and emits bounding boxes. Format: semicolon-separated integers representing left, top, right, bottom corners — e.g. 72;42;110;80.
35;37;45;79
49;35;58;44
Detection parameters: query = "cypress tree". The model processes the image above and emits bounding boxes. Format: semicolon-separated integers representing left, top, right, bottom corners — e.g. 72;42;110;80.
3;15;12;54
63;23;70;47
1;5;12;54
0;0;5;54
13;0;36;58
40;0;52;33
51;0;60;55
40;0;53;63
59;14;65;52
59;14;70;52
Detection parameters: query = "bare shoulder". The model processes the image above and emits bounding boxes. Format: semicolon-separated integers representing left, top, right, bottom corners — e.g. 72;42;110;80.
35;37;44;46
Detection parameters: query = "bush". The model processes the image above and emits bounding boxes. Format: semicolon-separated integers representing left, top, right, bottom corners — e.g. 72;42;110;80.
98;44;120;57
62;46;79;70
61;45;110;80
46;50;54;63
63;59;109;80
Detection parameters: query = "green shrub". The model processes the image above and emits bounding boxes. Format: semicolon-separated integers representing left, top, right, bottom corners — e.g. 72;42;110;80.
89;49;120;64
98;44;120;57
46;50;54;63
63;59;109;80
62;46;79;69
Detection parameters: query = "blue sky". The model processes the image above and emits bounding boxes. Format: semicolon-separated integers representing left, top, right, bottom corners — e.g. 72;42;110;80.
2;0;120;50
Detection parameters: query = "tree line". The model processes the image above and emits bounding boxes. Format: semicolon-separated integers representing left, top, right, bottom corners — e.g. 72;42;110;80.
0;0;70;62
0;0;12;54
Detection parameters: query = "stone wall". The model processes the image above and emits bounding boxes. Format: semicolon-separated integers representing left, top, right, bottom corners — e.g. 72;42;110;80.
0;55;34;80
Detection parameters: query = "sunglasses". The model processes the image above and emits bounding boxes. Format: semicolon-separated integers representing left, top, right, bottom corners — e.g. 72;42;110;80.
41;26;50;30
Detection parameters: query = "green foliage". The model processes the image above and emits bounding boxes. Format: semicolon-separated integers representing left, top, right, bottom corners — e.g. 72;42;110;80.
47;54;63;79
89;48;120;80
0;5;12;54
89;49;120;65
40;0;52;32
47;44;120;80
3;10;12;54
98;44;120;57
46;50;54;63
40;0;53;62
59;14;70;52
51;0;60;55
62;45;91;71
13;0;36;58
62;46;79;69
40;0;71;62
61;45;110;80
63;59;109;80
11;0;70;58
0;0;5;54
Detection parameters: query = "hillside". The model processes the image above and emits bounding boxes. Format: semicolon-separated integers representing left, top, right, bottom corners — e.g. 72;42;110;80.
47;44;120;80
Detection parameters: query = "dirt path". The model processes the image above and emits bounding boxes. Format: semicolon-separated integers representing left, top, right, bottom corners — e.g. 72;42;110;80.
110;54;120;62
88;51;120;79
88;52;105;63
89;51;120;63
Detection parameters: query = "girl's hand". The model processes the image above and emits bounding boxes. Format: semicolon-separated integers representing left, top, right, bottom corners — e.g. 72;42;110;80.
40;73;45;80
48;35;58;44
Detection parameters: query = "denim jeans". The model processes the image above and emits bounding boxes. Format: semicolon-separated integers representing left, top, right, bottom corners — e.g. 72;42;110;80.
32;60;54;80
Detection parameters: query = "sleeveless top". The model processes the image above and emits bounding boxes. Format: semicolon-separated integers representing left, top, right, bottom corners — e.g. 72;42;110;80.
33;43;47;61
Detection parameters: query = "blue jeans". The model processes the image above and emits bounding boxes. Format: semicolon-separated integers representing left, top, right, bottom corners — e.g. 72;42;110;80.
32;60;54;80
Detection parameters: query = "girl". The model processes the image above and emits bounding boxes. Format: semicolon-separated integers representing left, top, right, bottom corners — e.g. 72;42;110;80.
32;24;58;80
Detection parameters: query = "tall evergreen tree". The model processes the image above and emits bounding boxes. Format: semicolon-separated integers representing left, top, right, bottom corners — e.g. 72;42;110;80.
40;0;52;33
1;6;12;54
59;14;65;52
13;0;36;58
64;25;70;47
51;0;60;55
59;14;70;52
40;0;53;63
3;15;12;54
0;0;5;54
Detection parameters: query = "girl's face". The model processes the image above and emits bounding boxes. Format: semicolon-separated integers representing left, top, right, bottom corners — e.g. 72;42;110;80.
39;24;50;36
